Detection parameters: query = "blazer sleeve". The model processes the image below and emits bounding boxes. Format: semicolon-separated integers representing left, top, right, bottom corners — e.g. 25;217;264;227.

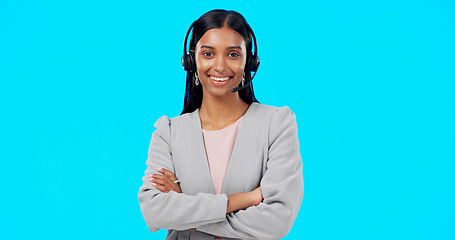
138;116;229;232
196;107;304;240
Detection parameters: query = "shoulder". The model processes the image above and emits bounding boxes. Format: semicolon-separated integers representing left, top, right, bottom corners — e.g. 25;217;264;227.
169;109;199;129
152;116;171;140
254;103;299;146
152;109;199;135
247;103;298;140
249;102;296;121
153;109;198;127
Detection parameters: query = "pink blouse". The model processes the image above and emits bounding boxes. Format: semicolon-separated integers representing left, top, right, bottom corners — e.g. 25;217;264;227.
201;116;244;195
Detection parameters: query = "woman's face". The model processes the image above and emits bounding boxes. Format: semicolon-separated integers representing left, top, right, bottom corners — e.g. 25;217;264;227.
194;26;247;99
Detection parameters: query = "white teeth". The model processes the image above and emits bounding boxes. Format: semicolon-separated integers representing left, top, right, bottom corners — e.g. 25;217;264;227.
210;76;230;82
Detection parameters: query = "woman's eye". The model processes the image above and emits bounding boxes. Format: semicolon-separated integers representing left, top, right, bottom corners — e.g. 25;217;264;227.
229;52;240;57
202;52;214;57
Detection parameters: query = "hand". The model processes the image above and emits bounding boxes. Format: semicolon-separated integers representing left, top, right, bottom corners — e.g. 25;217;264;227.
250;186;263;206
148;168;182;193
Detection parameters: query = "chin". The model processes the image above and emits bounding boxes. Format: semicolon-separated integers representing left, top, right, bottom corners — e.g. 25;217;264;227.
202;87;237;98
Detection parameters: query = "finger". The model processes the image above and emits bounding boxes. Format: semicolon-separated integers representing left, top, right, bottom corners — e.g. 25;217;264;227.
154;182;176;194
157;168;177;182
151;174;170;180
157;168;177;180
151;178;172;187
148;175;163;183
152;183;169;193
151;173;180;192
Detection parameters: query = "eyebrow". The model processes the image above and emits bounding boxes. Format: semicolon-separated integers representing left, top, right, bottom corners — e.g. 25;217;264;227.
200;45;243;50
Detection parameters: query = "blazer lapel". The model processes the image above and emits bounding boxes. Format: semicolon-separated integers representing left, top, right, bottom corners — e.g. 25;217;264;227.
222;103;258;195
191;109;216;194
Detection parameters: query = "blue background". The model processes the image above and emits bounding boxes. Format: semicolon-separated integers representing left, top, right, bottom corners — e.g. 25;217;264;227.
1;0;454;239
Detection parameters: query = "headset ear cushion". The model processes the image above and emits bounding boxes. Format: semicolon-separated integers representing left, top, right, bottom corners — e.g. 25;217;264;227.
181;54;188;71
181;52;196;72
248;55;260;72
188;51;196;72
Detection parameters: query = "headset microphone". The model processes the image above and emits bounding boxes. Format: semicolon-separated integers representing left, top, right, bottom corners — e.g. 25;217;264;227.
231;71;258;92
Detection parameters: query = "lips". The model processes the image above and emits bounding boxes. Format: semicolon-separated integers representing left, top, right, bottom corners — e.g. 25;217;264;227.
207;75;233;86
209;75;231;82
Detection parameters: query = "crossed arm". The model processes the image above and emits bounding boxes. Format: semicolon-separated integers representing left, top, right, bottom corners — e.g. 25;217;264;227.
149;168;263;214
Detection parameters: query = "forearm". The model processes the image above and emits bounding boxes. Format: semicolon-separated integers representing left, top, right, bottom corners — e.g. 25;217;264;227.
139;187;228;231
226;192;253;213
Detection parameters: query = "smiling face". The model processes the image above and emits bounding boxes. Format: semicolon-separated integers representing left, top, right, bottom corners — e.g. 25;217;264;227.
194;26;247;99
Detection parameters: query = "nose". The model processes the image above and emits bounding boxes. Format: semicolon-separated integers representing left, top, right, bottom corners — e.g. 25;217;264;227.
214;54;227;72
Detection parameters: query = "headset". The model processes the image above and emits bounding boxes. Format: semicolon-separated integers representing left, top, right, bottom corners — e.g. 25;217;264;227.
181;20;260;92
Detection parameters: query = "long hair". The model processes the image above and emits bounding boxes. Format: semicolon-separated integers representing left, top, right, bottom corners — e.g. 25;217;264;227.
181;9;259;115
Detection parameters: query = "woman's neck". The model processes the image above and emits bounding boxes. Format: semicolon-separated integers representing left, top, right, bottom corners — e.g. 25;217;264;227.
199;94;249;130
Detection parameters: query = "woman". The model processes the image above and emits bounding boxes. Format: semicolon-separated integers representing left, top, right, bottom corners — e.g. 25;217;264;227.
138;9;304;240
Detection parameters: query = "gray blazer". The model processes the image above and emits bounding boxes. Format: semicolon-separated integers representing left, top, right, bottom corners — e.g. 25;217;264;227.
138;102;304;240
